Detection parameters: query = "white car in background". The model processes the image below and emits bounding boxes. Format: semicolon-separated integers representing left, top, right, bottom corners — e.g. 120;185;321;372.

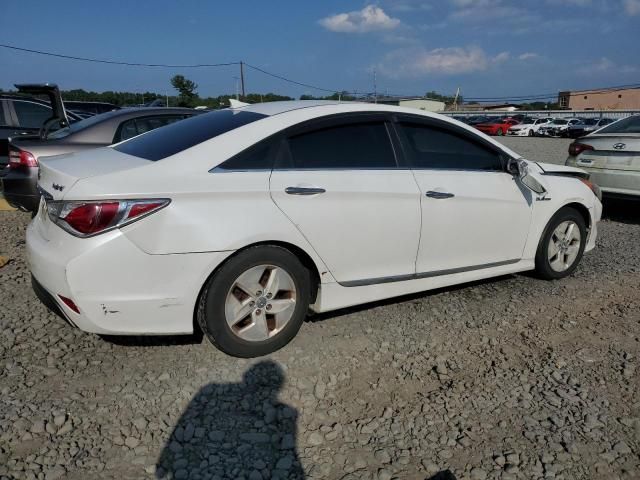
538;118;582;137
27;101;602;357
508;117;553;136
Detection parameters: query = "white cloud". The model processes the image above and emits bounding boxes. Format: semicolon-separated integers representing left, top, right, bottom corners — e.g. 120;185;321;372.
518;52;540;60
578;57;638;75
623;0;640;15
319;5;401;33
492;51;510;63
377;46;494;77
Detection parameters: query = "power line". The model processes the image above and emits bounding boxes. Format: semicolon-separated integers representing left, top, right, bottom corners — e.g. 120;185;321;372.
243;62;338;93
0;43;240;68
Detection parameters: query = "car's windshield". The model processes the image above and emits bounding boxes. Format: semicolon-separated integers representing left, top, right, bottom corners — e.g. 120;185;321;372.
597;115;640;134
520;118;534;125
582;119;598;126
552;119;568;125
113;109;267;161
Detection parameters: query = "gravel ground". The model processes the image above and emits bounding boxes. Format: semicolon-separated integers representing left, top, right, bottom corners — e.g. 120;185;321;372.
497;137;573;166
1;138;639;480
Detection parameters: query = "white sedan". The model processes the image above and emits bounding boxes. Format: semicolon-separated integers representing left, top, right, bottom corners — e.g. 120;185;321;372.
508;117;553;136
27;101;602;357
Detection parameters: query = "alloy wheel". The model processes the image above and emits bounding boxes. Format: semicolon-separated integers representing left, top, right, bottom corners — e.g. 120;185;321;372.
224;264;297;342
547;220;582;272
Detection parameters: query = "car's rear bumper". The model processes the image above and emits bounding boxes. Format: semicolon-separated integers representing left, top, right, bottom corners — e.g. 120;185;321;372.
0;166;39;211
26;214;232;335
565;158;640;197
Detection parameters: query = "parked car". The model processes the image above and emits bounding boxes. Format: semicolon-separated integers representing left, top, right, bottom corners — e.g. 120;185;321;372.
508;117;553;137
27;101;602;357
538;118;582;137
1;107;197;212
474;118;520;136
464;115;492;126
1;84;81;170
63;101;120;117
566;115;640;199
567;118;615;138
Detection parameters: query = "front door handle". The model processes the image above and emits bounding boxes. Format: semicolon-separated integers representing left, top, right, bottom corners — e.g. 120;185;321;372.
426;191;454;199
285;186;326;195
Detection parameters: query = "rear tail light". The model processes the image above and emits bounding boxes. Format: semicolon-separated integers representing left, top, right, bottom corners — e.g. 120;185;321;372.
46;199;170;237
58;295;80;314
568;142;594;156
8;149;38;168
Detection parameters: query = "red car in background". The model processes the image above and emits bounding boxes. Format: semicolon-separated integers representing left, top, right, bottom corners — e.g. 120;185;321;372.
474;118;520;136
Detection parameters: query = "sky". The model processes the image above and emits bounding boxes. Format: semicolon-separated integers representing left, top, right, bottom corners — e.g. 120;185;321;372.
1;0;639;101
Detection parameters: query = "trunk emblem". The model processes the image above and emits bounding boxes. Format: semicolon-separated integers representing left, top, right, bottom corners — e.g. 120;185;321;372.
613;143;626;150
52;183;65;191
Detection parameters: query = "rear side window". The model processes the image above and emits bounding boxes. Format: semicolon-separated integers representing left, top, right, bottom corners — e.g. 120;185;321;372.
12;100;51;128
598;115;640;134
284;122;396;169
216;142;274;171
115;115;188;142
398;122;503;171
114;110;267;161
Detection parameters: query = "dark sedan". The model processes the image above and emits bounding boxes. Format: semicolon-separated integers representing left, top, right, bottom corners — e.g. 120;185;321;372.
1;107;198;212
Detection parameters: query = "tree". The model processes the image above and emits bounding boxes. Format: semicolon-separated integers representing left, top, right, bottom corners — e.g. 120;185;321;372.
170;75;198;106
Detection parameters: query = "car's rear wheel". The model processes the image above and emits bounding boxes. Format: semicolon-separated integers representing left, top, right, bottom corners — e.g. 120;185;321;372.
197;245;312;357
535;207;587;280
528;129;534;136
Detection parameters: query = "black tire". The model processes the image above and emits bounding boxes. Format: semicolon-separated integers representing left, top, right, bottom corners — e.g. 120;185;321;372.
197;245;312;358
528;129;534;137
496;129;503;136
534;207;587;280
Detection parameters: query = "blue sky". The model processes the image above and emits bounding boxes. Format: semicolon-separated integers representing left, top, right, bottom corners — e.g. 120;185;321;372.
1;0;639;100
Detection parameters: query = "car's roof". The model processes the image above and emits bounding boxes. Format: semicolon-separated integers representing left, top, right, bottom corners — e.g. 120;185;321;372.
233;100;344;116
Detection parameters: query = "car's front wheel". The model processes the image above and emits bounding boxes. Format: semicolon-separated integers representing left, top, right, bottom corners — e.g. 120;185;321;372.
528;129;534;136
535;207;587;280
197;245;312;357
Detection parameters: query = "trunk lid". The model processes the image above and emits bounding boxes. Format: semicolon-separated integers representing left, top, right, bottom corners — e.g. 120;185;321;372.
576;134;640;172
15;83;69;138
38;147;150;201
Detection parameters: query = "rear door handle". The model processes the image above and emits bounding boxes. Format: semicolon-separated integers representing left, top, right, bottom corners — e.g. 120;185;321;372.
285;186;326;195
426;191;454;199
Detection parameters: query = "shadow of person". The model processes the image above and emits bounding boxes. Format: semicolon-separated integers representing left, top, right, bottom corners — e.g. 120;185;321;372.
156;360;304;479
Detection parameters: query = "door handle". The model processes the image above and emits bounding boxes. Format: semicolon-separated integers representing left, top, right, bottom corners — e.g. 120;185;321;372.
285;186;326;195
426;191;454;199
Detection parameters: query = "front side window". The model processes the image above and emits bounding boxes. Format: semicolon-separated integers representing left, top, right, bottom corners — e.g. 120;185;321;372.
12;100;51;129
284;122;396;169
398;121;503;171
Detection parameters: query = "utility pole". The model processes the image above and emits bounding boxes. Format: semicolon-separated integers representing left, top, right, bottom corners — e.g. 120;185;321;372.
166;93;169;107
240;61;246;99
373;69;377;104
453;87;460;111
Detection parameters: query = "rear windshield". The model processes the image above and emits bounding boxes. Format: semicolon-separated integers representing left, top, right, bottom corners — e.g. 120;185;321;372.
597;115;640;134
113;109;267;160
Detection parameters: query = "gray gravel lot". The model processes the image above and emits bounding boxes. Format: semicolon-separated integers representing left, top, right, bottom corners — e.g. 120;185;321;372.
1;137;639;480
497;137;572;166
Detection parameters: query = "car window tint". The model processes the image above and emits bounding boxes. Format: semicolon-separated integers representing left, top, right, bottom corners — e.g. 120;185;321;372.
114;110;266;161
399;122;503;171
286;122;396;169
0;102;7;126
118;119;139;141
598;115;640;134
217;143;273;171
13;100;51;129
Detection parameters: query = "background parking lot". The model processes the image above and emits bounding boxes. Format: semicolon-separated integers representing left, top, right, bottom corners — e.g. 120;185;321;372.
1;138;639;479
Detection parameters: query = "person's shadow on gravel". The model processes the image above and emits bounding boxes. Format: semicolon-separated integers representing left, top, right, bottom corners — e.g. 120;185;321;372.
155;360;304;479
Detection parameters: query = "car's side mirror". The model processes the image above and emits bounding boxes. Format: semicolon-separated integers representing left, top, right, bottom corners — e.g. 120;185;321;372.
506;157;521;176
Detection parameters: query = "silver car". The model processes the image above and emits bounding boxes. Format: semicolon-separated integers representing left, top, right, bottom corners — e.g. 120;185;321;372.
566;115;640;199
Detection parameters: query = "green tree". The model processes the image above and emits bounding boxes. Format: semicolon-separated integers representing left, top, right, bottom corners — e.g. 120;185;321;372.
170;75;198;107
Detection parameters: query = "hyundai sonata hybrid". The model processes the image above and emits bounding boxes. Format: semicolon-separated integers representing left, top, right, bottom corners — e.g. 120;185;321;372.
27;101;602;357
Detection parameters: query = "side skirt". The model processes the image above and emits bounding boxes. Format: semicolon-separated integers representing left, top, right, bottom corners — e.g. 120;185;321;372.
311;259;534;313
